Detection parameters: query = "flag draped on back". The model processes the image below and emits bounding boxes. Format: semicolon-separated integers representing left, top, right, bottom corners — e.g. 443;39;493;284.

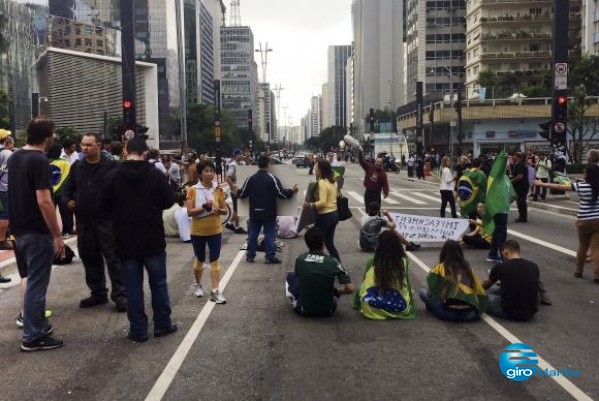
483;152;516;233
458;168;487;217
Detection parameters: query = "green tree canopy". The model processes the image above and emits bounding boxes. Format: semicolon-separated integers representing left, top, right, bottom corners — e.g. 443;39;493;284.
318;126;346;153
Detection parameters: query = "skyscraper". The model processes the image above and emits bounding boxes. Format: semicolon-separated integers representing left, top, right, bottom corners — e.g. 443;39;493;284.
325;45;351;128
351;0;404;137
220;25;258;128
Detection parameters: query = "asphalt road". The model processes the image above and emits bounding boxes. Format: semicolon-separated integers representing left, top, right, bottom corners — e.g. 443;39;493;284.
0;163;597;401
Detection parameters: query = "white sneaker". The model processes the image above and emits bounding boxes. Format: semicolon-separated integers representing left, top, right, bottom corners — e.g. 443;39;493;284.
210;290;227;304
193;283;204;298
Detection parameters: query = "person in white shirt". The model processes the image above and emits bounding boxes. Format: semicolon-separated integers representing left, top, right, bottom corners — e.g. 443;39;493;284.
147;149;167;174
439;155;457;218
533;153;552;201
60;138;80;164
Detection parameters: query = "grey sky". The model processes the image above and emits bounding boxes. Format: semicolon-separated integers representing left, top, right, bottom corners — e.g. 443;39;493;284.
241;0;353;125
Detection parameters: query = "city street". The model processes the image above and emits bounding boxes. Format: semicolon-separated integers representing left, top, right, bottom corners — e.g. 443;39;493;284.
0;163;597;401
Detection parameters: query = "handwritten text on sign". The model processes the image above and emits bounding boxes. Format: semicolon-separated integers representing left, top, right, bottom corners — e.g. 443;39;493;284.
390;213;470;242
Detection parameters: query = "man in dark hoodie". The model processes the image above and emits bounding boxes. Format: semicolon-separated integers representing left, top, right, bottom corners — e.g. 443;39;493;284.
62;133;126;311
105;137;177;342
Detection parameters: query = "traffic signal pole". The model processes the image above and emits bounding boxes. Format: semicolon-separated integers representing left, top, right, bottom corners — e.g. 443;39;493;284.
120;0;136;138
551;0;569;157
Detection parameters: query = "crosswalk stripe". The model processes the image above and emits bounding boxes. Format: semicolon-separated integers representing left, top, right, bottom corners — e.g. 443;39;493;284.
412;192;442;203
347;191;364;204
383;196;400;205
391;190;427;205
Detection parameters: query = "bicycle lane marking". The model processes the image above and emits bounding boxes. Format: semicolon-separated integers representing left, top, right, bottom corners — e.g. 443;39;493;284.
144;249;245;401
355;208;591;401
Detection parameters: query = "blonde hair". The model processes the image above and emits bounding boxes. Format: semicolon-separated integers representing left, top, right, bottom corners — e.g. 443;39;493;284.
441;155;452;168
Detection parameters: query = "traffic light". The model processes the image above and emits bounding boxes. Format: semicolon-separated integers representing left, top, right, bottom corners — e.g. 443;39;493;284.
552;94;567;147
248;109;253;130
538;120;551;141
554;95;567;121
123;99;135;128
428;106;434;123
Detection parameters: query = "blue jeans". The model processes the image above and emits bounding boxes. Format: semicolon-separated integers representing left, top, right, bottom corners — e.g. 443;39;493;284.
191;234;222;263
121;251;172;337
485;285;510;319
419;288;481;322
247;218;277;260
489;212;508;258
16;233;54;342
315;211;341;263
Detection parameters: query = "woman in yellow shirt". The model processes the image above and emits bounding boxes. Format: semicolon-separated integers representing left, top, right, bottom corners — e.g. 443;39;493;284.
303;160;341;262
186;160;228;304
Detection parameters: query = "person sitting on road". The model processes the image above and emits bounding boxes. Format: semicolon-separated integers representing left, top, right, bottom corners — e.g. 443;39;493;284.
482;239;549;321
420;240;488;322
162;194;191;243
360;201;420;252
353;230;416;320
460;203;491;249
285;227;355;317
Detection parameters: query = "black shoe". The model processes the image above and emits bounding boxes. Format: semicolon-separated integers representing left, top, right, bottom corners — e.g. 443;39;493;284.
21;335;64;352
127;331;148;342
246;256;254;263
234;226;248;234
515;218;527;223
265;257;282;264
114;301;128;313
79;295;109;308
406;242;421;252
540;297;552;306
225;222;236;232
0;275;11;283
154;324;178;338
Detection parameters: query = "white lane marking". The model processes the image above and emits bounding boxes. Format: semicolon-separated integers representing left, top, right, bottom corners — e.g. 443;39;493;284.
383;196;400;205
391;191;427;205
347;191;364;204
407;253;592;401
145;250;245;401
506;229;576;257
412;192;442;203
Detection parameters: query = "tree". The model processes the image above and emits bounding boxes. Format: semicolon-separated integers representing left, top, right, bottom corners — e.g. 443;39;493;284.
566;55;599;163
185;103;246;156
303;136;320;151
318;126;346;153
475;70;499;97
55;126;82;145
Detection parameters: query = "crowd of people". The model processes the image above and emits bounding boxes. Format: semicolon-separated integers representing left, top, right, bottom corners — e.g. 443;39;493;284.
3;117;596;353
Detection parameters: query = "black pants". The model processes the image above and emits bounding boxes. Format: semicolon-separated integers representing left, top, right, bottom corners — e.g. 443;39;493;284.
56;196;74;235
516;189;528;221
440;190;457;218
533;178;548;200
78;220;126;301
364;188;382;210
462;234;491;249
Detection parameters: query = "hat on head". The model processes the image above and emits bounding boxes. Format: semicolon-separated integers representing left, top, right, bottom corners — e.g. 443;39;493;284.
0;129;11;140
233;148;243;156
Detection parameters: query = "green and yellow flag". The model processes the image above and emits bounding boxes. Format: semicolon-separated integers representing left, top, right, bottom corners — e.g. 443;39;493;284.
458;168;487;217
483;152;516;233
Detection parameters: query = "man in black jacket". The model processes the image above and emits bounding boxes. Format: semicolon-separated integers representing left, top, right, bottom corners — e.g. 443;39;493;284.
105;137;176;341
237;155;298;264
62;133;126;311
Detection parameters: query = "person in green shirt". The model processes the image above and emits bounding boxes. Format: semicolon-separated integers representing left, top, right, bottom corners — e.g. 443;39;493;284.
285;227;354;317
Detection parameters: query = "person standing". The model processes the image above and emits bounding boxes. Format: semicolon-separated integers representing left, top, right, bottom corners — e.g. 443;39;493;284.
62;133;127;311
9;117;65;351
303;160;341;262
105;137;177;341
533;153;552;201
0;132;15;250
237;155;298;264
186;159;228;304
224;148;248;234
358;150;389;209
510;152;529;222
439;155;457;218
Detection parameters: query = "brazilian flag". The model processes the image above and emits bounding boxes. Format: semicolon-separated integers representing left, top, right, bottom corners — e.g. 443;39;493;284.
332;166;345;190
458;168;487;217
482;152;516;233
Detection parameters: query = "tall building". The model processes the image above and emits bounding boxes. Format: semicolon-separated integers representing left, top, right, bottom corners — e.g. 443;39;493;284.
325;45;351;128
0;0;42;133
351;0;404;137
220;25;258;128
256;82;275;143
582;0;599;54
405;0;466;103
46;14;120;57
194;0;225;105
465;0;581;98
305;95;322;138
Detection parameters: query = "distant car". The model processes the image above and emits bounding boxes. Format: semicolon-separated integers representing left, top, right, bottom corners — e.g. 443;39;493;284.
251;156;283;165
292;154;310;168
